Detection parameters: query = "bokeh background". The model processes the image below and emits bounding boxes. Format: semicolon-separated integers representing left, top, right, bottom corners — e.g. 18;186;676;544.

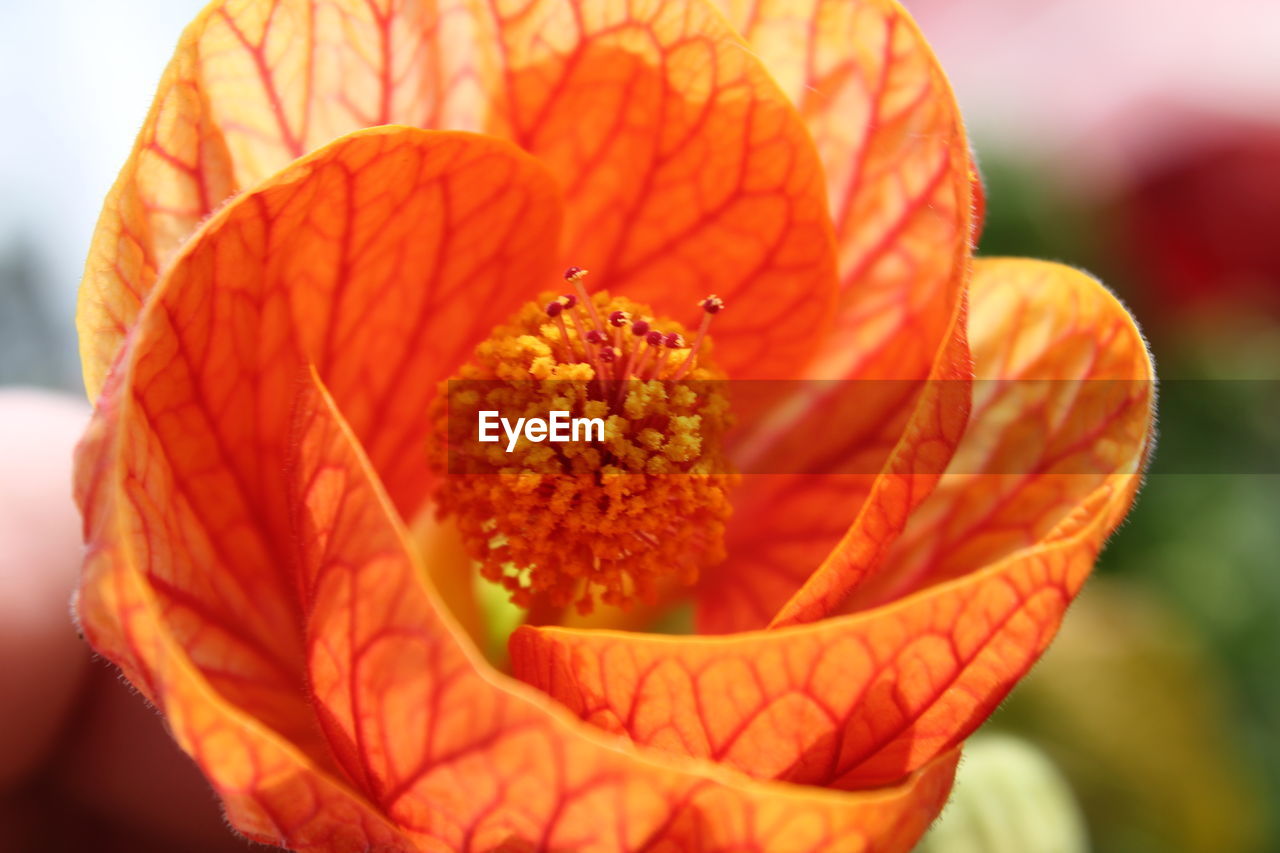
0;1;1276;851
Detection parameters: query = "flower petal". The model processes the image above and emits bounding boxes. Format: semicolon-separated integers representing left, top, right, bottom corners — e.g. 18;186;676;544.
700;309;970;633
695;0;978;630
78;0;838;398
75;127;560;743
80;0;503;395
76;125;955;851
485;0;840;378
844;258;1156;610
74;391;418;852
77;36;234;400
716;0;974;381
511;259;1154;787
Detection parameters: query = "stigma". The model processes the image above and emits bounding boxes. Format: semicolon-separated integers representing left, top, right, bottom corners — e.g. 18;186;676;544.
427;268;734;615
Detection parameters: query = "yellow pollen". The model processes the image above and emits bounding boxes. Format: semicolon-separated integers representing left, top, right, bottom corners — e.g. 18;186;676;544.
427;289;735;615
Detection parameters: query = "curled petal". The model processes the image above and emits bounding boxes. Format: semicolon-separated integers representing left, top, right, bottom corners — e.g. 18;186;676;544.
78;0;838;397
759;310;971;628
76;398;418;851
512;259;1154;787
78;127;561;747
76;128;954;851
130;126;557;523
846;258;1156;609
701;305;970;632
699;0;977;630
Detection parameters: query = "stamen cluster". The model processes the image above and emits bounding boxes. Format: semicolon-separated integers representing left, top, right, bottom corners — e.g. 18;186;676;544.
427;269;735;614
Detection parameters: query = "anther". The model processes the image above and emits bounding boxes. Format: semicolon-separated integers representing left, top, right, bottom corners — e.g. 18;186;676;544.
556;292;588;366
616;318;652;397
608;309;631;354
565;266;602;334
650;332;684;379
545;300;574;361
672;296;723;380
630;327;664;382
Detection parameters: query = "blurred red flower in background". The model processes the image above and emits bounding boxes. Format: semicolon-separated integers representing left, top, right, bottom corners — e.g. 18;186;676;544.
907;0;1280;322
1119;126;1280;320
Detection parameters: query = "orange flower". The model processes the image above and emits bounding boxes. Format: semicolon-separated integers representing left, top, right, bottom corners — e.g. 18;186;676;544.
73;1;1154;851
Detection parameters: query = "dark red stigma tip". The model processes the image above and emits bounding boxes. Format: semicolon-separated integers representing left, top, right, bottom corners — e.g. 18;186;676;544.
700;295;725;314
564;266;585;281
608;310;630;327
631;319;650;336
665;332;685;348
585;330;606;345
646;330;664;346
545;301;563;317
561;293;577;309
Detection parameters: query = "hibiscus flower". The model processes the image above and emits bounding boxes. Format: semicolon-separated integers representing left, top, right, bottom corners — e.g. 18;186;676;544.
73;1;1155;850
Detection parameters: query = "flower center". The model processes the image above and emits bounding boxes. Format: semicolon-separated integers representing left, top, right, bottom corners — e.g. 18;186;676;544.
427;268;734;616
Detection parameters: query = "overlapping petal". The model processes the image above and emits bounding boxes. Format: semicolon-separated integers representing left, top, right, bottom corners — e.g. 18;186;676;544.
77;126;563;747
75;387;418;852
699;317;970;632
75;127;956;851
482;0;839;377
511;259;1154;787
716;0;974;380
78;0;838;400
845;258;1156;610
699;0;976;631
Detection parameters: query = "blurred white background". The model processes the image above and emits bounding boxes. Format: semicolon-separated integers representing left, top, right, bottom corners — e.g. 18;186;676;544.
0;0;204;388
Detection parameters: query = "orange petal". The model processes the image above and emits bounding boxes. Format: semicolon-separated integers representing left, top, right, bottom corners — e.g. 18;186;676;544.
74;392;418;852
79;0;838;398
74;127;560;749
511;259;1154;786
706;307;962;630
250;129;563;519
77;36;235;400
488;0;839;378
845;258;1156;610
717;0;974;381
700;308;970;633
79;0;497;396
76;126;955;850
694;0;977;630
